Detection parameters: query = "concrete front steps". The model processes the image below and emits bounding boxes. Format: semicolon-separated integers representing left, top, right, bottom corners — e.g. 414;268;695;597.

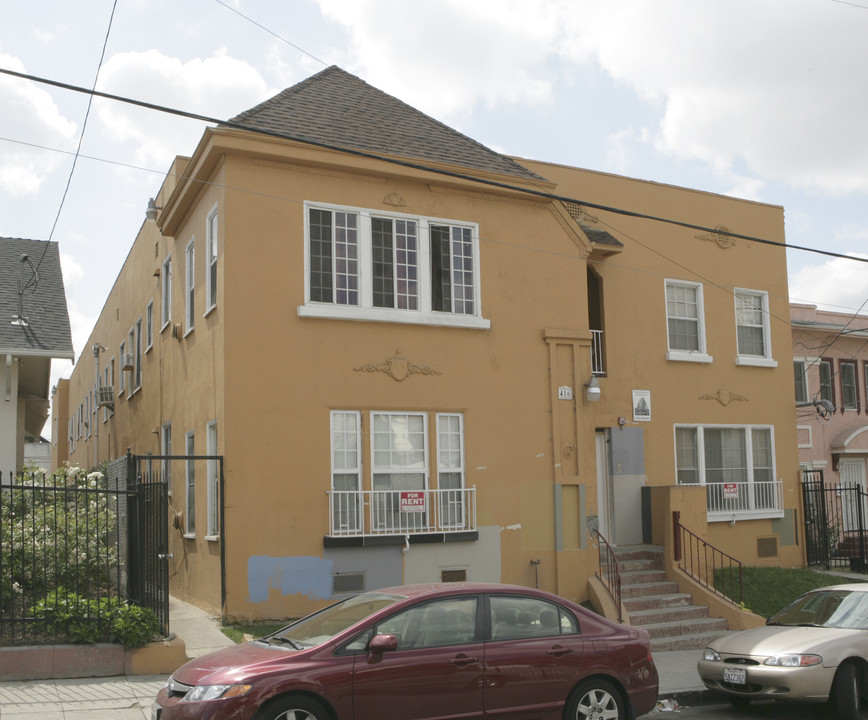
612;545;729;651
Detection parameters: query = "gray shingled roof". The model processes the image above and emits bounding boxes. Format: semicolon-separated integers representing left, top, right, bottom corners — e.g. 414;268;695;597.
228;66;546;182
0;238;74;358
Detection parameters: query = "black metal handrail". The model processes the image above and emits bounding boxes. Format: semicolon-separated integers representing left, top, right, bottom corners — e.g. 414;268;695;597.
673;511;743;605
594;529;623;623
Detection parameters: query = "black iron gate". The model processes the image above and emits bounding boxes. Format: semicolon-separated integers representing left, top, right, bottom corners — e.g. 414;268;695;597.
802;469;868;571
107;453;170;635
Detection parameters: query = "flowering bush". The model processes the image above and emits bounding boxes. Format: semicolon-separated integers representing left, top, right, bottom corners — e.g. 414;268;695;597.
1;463;120;632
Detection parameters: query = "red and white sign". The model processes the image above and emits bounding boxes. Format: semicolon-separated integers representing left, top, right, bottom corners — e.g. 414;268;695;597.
723;483;738;499
400;491;426;513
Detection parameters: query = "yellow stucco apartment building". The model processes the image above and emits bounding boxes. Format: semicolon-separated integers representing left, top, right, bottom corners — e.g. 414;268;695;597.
53;67;803;624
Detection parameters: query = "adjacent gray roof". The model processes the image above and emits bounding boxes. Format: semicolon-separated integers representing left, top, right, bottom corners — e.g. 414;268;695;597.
0;238;74;358
228;66;546;182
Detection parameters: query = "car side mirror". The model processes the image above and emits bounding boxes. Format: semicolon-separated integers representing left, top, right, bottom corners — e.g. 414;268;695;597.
369;634;398;654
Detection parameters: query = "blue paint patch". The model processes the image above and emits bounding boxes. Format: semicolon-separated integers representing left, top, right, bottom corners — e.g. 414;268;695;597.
247;556;333;603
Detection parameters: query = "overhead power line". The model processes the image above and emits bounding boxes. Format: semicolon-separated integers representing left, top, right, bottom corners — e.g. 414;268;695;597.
2;65;867;267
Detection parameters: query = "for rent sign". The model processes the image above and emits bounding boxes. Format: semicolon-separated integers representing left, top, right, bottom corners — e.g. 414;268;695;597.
400;491;426;513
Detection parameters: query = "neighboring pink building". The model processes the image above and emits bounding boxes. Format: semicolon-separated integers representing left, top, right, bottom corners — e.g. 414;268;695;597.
793;303;868;486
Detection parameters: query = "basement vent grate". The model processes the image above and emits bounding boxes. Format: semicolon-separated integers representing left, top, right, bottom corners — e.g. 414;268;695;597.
441;569;467;583
332;573;365;594
757;536;778;558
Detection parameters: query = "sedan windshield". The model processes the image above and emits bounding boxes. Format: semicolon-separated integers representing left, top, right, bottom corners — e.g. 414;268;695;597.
266;592;404;649
768;590;868;630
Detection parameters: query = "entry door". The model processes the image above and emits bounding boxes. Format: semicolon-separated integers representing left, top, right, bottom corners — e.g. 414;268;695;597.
595;432;613;541
840;459;868;532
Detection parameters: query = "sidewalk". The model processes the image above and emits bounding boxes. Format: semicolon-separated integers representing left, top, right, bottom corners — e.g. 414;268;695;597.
0;599;718;717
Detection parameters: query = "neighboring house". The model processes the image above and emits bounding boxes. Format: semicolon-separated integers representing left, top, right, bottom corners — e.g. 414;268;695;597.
53;67;802;622
792;303;868;483
0;238;74;477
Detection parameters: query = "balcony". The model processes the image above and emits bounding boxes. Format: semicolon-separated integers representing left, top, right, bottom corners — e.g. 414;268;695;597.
327;487;477;539
705;480;784;520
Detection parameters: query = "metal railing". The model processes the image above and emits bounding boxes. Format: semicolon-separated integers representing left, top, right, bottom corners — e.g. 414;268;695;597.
328;486;476;537
591;329;605;376
705;480;783;516
673;511;743;605
594;529;623;623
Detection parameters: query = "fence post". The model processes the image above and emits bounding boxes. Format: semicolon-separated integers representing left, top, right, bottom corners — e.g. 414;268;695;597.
673;511;682;562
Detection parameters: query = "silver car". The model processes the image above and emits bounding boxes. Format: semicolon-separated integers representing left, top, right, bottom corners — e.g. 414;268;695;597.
697;583;868;719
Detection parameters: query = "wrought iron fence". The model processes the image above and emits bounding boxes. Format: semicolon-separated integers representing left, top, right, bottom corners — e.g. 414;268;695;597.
802;470;868;571
0;468;127;645
594;529;623;623
673;511;744;605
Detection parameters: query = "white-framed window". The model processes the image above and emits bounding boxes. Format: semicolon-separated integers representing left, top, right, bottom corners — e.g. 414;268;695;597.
146;300;154;351
185;430;195;536
119;340;126;394
665;280;711;363
185;238;195;334
161;423;172;491
841;360;859;411
103;363;113;421
133;317;143;391
675;424;781;519
330;411;362;533
85;392;91;439
328;410;468;536
206;420;219;538
734;289;776;367
302;202;488;329
206;204;218;312
794;359;809;404
161;254;172;329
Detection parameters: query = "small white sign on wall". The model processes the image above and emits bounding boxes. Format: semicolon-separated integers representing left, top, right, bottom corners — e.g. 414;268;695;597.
632;390;651;422
558;386;573;400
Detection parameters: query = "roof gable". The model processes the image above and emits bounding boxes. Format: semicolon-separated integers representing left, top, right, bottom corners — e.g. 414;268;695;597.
0;238;74;358
229;66;545;182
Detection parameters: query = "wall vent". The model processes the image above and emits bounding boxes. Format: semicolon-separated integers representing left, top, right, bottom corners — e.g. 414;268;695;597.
757;536;778;558
441;569;467;583
332;573;365;594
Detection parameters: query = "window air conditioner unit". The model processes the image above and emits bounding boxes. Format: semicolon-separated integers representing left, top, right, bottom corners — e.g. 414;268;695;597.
122;354;134;371
95;385;115;408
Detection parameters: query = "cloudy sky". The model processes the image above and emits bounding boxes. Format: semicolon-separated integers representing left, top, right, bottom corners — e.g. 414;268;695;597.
2;0;868;392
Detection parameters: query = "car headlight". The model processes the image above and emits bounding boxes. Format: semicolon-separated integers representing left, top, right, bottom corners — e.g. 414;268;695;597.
764;654;822;667
182;684;253;702
703;648;721;662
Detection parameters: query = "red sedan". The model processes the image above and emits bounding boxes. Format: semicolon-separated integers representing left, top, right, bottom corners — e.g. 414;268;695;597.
152;582;658;720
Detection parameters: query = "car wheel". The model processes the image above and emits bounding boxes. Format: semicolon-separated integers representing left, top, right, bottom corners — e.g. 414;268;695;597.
566;678;625;720
256;695;329;720
834;662;862;720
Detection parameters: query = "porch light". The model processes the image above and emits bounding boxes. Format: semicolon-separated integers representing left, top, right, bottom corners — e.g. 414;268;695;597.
145;198;161;222
585;375;601;402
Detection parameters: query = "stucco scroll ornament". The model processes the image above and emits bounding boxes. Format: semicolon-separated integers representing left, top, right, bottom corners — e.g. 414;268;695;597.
696;226;736;249
354;350;441;382
383;192;406;208
699;387;749;406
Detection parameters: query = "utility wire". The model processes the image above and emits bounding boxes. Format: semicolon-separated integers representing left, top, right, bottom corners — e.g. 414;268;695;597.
3;64;868;267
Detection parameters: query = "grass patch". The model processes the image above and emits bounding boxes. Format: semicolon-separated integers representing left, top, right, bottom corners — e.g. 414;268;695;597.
221;621;289;644
717;567;863;620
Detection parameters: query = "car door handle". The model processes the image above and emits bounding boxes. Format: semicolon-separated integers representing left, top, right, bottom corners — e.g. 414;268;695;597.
546;646;573;657
449;654;479;666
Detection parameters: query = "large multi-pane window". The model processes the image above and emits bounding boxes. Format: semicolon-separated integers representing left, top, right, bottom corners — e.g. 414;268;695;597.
664;280;709;361
794;360;808;404
735;289;773;364
206;205;218;311
305;203;483;327
819;359;835;408
329;410;467;534
841;360;859;410
675;425;779;517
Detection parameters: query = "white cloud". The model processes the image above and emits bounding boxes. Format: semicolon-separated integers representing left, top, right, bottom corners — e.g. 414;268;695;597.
789;254;868;313
94;49;274;167
0;53;78;196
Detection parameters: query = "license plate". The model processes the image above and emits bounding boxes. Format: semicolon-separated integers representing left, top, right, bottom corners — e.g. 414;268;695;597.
724;667;747;685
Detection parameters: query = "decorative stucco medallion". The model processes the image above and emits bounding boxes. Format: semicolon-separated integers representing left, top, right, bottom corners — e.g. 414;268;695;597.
383;192;406;208
696;226;736;249
355;350;441;382
699;388;749;406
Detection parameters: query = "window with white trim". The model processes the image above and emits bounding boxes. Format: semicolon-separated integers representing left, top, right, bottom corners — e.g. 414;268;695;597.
161;254;172;328
185;431;195;535
185;238;195;333
665;280;710;362
303;203;487;328
675;424;780;519
119;340;126;394
146;300;154;351
161;423;172;491
735;289;775;366
794;360;808;404
329;410;468;535
206;420;219;537
133;317;143;391
841;360;859;411
206;204;218;312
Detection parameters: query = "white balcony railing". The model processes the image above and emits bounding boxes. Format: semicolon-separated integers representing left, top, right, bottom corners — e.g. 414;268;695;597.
706;480;784;518
328;487;477;537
